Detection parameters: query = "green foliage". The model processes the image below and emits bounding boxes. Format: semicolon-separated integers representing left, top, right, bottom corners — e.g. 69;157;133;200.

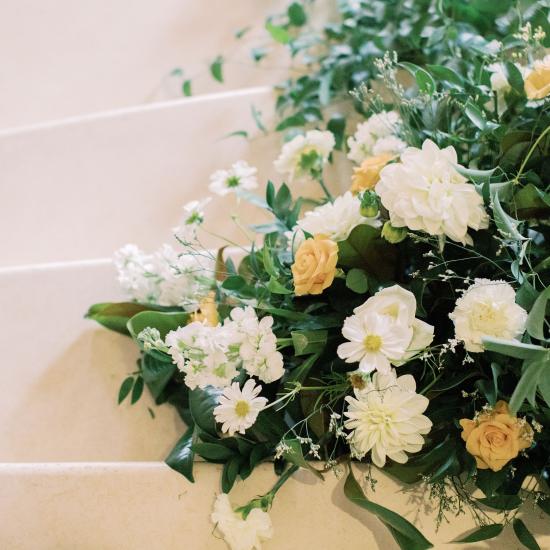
455;524;504;543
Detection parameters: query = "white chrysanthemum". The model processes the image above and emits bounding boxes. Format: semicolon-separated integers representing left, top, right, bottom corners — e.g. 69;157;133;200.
338;285;434;373
344;369;432;467
173;197;210;242
211;494;273;550
347;111;406;164
449;279;528;353
376;139;489;245
214;379;268;436
209;161;258;196
290;191;379;246
274;130;335;180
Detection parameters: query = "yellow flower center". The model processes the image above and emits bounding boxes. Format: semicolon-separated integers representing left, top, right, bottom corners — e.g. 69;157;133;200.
364;334;382;352
235;400;250;418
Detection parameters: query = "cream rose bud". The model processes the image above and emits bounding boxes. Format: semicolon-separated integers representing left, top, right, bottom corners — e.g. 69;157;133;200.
525;55;550;100
291;234;338;296
376;139;489;245
449;279;528;353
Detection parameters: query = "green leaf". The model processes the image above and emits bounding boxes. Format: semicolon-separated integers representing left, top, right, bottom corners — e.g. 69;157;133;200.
537;497;550;516
346;268;369;294
481;337;547;360
476;468;508;497
86;302;157;336
513;519;541;550
130;376;144;404
286;352;320;383
118;377;134;404
279;439;324;480
291;331;327;356
327;114;346;149
509;358;544;414
251;104;268;134
266;21;291;44
192;442;235;462
504;62;525;95
223;130;248;140
182;79;192;97
526;287;550;341
222;275;247;291
399;62;436;95
478;494;521;510
464;101;487;130
455;524;504;543
141;354;176;400
189;386;221;436
426;64;463;87
267;277;292;294
165;425;197;482
344;468;433;549
127;311;189;341
222;456;242;492
210;56;224;82
288;2;307;26
493;191;526;241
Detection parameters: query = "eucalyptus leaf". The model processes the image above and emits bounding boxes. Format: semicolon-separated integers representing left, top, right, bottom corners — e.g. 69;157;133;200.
513;518;541;550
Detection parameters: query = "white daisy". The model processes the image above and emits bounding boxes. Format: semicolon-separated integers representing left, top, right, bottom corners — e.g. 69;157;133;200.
274;130;335;181
211;493;273;550
344;369;432;467
209;160;258;196
214;379;268;436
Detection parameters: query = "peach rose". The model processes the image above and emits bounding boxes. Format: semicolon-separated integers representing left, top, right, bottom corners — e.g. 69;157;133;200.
291;234;338;296
524;59;550;100
189;291;219;326
351;153;395;194
459;401;533;472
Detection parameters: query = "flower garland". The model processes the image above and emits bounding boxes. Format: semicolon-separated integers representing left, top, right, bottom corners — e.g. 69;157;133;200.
88;4;550;549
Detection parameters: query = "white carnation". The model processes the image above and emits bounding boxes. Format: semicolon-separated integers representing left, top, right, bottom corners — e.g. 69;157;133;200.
274;130;335;180
347;111;406;164
211;493;273;550
376;139;489;245
291;191;379;245
344;369;432;467
449;279;528;353
209;161;258;196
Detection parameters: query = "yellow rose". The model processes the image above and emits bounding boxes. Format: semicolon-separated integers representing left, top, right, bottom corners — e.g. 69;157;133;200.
292;234;338;296
459;401;533;472
351;153;395;194
189;291;219;326
524;60;550;100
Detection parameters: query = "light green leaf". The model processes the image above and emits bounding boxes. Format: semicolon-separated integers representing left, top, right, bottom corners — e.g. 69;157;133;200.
279;439;324;479
291;330;327;356
509;358;544;414
493;191;526;241
182;79;192;96
481;337;547;360
346;268;369;293
127;311;189;341
266;21;291;44
267;277;292;294
210;56;224;82
526;287;550;341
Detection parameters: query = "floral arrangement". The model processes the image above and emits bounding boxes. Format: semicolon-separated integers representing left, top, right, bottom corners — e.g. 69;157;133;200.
87;3;550;549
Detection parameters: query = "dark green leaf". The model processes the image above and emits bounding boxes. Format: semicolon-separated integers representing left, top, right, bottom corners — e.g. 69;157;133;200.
513;518;541;550
279;439;324;479
504;62;525;95
165;425;197;482
327;114;346;149
189;386;221;436
288;2;307;26
346;268;369;294
182;79;192;97
210;56;224;82
509;358;544;413
141;354;176;400
291;331;327;356
478;494;521;510
455;524;504;543
130;376;144;404
222;456;242;492
86;302;157;336
192;442;235;461
118;377;134;404
127;311;189;341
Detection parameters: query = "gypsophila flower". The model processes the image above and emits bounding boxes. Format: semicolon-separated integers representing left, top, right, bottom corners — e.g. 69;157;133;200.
274;130;335;180
347;111;406;164
344;369;432;466
209;160;258;196
211;493;273;550
173;197;210;242
214;379;268;436
376;139;490;245
449;279;528;353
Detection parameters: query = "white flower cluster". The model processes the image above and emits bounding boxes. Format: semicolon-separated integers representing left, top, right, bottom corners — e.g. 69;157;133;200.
172;197;210;243
290;191;379;246
338;285;434;374
376;139;489;245
211;493;273;550
209;160;258;196
344;369;432;467
347;111;407;164
274;130;335;181
165;306;284;390
114;243;214;309
450;279;528;353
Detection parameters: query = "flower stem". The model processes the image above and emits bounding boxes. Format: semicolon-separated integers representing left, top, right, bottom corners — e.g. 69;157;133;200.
420;372;443;395
318;176;334;203
514;123;550;184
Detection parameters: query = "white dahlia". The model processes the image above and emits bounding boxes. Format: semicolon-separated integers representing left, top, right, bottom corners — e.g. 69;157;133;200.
211;493;273;550
274;130;335;181
291;191;379;244
449;279;528;353
209;160;258;196
344;369;432;467
213;379;268;436
376;139;489;245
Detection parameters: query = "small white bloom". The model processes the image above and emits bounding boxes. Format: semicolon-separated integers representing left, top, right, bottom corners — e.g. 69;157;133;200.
449;279;528;353
173;197;210;242
347;111;406;164
211;493;273;550
209;161;258;196
114;244;160;303
344;369;432;467
290;191;379;246
214;379;268;436
274;130;335;180
376;139;490;245
337;285;434;373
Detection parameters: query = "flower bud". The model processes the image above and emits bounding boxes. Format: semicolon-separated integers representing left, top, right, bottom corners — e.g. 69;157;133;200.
360;191;380;218
381;221;407;243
